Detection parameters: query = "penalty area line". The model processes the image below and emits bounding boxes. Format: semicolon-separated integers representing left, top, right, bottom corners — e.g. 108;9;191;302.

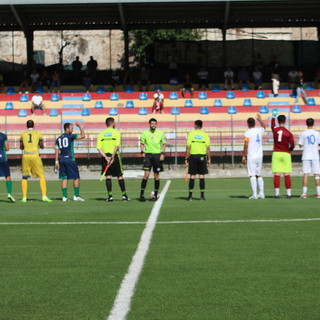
107;180;171;320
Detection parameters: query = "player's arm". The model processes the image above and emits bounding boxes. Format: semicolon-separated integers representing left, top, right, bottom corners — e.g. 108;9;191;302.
289;133;295;151
75;122;85;140
140;133;146;158
256;114;267;129
271;117;276;132
54;147;59;169
160;134;166;161
185;145;191;166
4;140;9;151
206;146;211;165
242;139;249;165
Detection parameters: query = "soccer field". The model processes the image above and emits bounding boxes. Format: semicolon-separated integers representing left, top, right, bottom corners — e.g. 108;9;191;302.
0;177;319;320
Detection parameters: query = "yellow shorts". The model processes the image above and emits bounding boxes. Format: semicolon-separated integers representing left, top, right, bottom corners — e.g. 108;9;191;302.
22;155;45;178
272;152;292;173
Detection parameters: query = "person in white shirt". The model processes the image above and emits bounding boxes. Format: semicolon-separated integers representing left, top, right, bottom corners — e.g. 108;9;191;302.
242;114;267;199
298;118;320;198
224;67;234;90
152;89;164;114
31;93;45;115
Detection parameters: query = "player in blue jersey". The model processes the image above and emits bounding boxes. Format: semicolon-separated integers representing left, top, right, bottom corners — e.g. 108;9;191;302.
0;131;15;202
54;122;85;201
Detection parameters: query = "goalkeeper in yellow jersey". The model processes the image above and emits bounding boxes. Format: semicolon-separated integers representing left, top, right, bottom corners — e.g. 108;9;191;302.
19;120;52;202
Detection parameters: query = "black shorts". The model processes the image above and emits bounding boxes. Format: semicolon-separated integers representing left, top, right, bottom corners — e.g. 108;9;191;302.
188;154;208;175
59;160;80;180
143;153;163;173
101;154;123;177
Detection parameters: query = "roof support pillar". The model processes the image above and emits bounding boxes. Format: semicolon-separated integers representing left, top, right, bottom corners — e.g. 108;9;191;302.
222;1;230;68
26;29;34;69
118;3;129;70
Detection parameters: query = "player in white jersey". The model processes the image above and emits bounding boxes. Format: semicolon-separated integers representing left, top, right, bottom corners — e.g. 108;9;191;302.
298;118;320;198
242;114;267;199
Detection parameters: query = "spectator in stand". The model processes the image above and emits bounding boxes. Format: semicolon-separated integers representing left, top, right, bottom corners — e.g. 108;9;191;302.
39;70;51;92
72;56;83;85
252;67;263;90
30;69;40;92
19;69;29;94
181;73;194;98
51;70;61;93
111;70;121;90
294;70;308;104
0;74;4;93
197;66;209;90
138;67;151;92
315;66;320;89
238;67;250;88
224;67;234;90
86;56;98;83
271;63;280;97
152;89;164;114
82;69;92;92
31;92;46;115
288;67;298;89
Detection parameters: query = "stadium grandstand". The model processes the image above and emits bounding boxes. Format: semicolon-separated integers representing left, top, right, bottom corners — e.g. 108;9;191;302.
0;0;320;164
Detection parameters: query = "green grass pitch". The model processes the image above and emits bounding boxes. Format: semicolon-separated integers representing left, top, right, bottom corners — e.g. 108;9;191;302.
0;177;319;320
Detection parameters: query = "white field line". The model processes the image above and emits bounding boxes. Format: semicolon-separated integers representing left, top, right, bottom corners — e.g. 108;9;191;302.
107;180;171;320
1;218;320;226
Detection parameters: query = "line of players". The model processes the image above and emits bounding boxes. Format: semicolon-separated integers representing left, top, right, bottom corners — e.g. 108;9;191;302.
0;112;319;202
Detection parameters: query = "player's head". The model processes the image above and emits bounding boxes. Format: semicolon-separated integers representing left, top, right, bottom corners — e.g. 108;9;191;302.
26;120;34;128
277;115;286;125
306;118;314;127
149;118;157;131
63;122;73;133
194;120;203;129
105;117;115;128
247;117;255;128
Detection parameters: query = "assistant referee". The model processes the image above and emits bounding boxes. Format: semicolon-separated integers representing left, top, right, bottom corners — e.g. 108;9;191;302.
185;120;211;201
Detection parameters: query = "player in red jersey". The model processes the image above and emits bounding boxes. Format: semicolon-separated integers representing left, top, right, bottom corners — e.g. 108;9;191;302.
271;114;295;198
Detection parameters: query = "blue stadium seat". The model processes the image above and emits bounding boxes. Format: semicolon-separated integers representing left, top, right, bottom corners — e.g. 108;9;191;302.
256;91;265;98
36;86;44;94
96;86;105;94
126;101;134;108
240;84;250;92
200;107;209;114
307;98;315;106
109;108;118;116
110;93;119;101
228;106;237;114
20;94;28;102
171;107;180;115
6;87;15;95
169;92;178;100
138;107;147;115
184;100;193;107
153;85;163;92
292;105;301;113
306;83;314;91
214;99;222;107
139;93;148;100
49;109;59;117
243;99;252;107
5;102;14;110
211;84;220;92
226;91;235;99
82;93;91;101
18;109;28;117
81;108;91;116
259;106;269;114
94;101;103;109
198;92;207;100
125;85;134;93
51;94;59;102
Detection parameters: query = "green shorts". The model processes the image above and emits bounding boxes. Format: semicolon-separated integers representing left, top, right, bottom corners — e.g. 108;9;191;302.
272;152;292;173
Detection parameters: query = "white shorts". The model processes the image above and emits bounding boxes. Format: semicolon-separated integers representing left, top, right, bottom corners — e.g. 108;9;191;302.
302;159;320;174
247;158;262;176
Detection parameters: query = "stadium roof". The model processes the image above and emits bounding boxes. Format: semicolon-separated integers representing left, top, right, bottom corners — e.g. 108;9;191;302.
0;0;320;32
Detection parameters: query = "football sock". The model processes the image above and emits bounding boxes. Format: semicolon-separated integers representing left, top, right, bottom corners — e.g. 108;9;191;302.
40;177;47;197
140;179;147;196
257;177;264;195
6;180;12;194
275;188;280;196
250;176;257;196
199;179;205;193
106;179;112;195
154;180;160;197
118;179;126;194
284;175;291;189
287;189;292;196
317;186;320;195
74;187;80;197
302;187;307;195
189;178;195;193
62;188;68;198
21;179;28;199
274;175;280;188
